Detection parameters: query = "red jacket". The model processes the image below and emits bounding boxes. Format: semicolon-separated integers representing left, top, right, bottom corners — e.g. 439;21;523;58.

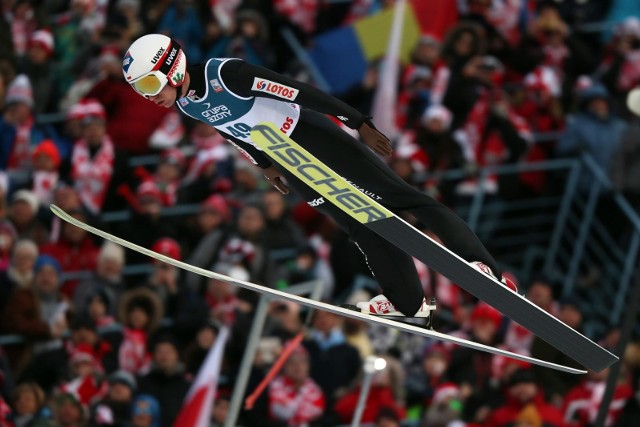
334;385;405;424
486;392;566;427
40;236;99;297
562;380;633;427
86;78;170;154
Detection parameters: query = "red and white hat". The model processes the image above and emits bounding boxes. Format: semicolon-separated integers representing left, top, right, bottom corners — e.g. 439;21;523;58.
151;237;181;261
29;29;55;57
5;74;34;108
67;98;106;122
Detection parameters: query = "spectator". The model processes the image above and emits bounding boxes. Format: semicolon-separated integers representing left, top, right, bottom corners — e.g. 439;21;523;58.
51;392;87;427
202;262;246;326
262;189;306;252
303;310;361;404
1;74;59;171
30;139;62;206
58;343;108;407
61;98;130;215
513;66;565;195
0;220;19;272
117;288;163;375
117;183;178;266
453;56;532;198
133;148;185;208
405;344;452;409
513;3;594;100
0;238;37;314
267;345;325;427
2;255;68;385
210;388;233;427
556;83;627;189
421;383;463;427
88;370;137;427
562;368;632;427
16;29;56;115
334;357;406;425
376;406;403;427
40;208;100;297
73;241;126;318
10;382;53;427
531;299;585;404
600;17;640;114
232;203;277;285
66;316;116;375
156;1;204;64
8;190;48;246
397;104;466;203
143;238;184;316
130;394;161;427
184;194;232;292
485;368;565;427
229;160;264;204
436;22;486;122
136;336;191;427
206;9;275;68
447;303;503;422
84;56;173;155
183;319;221;376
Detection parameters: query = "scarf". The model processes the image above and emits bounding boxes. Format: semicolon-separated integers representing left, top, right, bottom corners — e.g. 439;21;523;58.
7;266;33;288
72;137;115;214
619;49;640;91
118;328;151;375
8;118;33;170
269;376;325;427
32;171;59;205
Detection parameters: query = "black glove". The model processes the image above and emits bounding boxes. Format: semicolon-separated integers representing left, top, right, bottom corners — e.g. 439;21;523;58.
263;165;290;194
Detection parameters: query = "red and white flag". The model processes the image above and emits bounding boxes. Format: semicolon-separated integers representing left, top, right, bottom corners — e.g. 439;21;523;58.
371;0;406;140
172;326;230;427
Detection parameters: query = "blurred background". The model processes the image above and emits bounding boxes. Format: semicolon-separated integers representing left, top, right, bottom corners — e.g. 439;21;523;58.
1;0;640;426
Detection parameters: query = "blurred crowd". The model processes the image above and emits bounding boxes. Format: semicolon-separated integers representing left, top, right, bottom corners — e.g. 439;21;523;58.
1;0;640;426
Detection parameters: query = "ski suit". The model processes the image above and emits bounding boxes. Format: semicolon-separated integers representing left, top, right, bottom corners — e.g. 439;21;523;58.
176;58;499;316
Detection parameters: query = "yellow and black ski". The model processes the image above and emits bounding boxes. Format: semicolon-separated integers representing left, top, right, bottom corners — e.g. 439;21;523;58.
250;121;618;373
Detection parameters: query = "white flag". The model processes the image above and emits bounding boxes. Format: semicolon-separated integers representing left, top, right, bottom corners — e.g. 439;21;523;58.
172;326;230;427
371;0;407;140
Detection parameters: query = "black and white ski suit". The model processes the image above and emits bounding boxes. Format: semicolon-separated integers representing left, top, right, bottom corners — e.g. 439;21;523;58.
177;58;499;316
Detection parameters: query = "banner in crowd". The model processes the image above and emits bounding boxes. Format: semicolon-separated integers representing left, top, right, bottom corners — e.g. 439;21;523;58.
307;0;457;94
172;326;230;427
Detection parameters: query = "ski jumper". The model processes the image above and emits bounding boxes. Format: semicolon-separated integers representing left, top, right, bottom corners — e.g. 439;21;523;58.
177;58;499;315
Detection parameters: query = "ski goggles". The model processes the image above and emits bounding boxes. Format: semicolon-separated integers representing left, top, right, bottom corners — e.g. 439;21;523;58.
131;71;167;97
129;40;182;98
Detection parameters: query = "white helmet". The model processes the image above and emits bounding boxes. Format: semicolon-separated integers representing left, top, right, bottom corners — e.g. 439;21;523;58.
123;34;187;98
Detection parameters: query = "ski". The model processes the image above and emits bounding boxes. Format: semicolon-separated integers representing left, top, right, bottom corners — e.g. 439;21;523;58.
49;205;585;374
250;122;618;373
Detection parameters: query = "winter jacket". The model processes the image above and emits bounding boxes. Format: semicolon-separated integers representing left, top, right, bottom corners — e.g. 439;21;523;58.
40;236;100;298
485;392;566;427
556;110;627;190
334;385;405;424
136;367;191;427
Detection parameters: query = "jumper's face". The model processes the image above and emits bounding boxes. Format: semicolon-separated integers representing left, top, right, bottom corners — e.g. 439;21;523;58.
148;84;177;108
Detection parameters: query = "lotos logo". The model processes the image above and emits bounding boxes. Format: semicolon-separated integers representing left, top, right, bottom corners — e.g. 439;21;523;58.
123;51;133;73
279;116;294;133
251;78;299;101
151;47;165;64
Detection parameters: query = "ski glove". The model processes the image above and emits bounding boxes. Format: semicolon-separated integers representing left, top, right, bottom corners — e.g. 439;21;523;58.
359;118;393;157
263;165;290;194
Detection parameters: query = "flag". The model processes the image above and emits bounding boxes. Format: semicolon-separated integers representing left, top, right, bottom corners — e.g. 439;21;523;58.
371;0;406;140
308;3;420;94
172;326;230;427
